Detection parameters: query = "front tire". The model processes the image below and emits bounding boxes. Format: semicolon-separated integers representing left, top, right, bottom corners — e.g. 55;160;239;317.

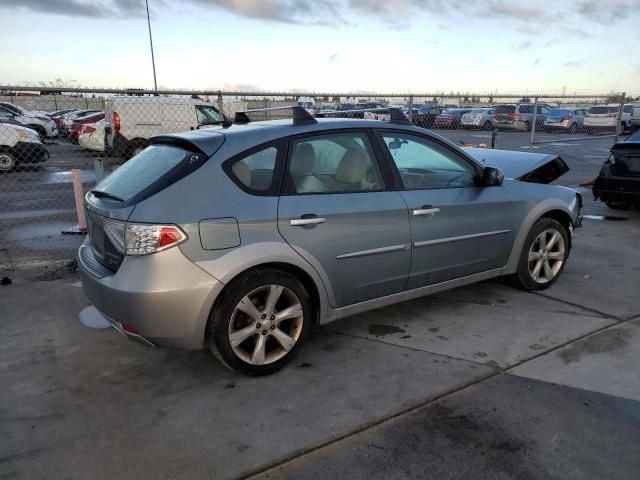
207;268;313;376
508;218;569;291
0;151;16;172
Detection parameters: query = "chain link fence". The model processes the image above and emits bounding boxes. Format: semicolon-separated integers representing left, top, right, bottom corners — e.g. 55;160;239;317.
0;86;634;273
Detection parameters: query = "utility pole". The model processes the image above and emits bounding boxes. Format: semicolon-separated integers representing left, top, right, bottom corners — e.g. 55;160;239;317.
145;0;158;92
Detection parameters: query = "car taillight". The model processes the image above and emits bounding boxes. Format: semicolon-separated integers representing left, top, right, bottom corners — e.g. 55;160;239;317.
113;111;120;134
509;112;518;119
84;126;96;134
562;115;573;121
104;220;187;256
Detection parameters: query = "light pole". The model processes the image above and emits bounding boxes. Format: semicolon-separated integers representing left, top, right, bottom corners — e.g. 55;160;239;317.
145;0;158;92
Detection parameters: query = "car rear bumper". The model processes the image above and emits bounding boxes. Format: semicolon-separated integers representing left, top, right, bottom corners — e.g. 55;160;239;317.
78;240;223;350
593;166;640;203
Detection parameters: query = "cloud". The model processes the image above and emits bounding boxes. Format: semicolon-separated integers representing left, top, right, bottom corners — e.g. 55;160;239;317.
534;58;541;65
328;53;339;63
516;39;532;51
577;0;635;24
564;59;587;67
486;1;548;22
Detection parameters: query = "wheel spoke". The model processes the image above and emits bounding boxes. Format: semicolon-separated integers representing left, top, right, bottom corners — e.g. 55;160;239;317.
271;328;297;352
543;259;554;280
547;231;560;249
265;285;284;316
250;334;267;365
236;296;262;321
529;250;542;262
548;251;564;260
274;303;303;323
531;259;543;280
229;325;256;348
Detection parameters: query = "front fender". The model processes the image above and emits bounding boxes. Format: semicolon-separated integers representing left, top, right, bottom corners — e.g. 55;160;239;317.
502;196;580;275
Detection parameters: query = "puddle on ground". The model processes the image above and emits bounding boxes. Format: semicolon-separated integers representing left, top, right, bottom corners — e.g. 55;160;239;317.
368;324;406;336
79;306;111;329
582;214;629;221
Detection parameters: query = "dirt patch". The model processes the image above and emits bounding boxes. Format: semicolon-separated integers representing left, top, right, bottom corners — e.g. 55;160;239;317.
368;324;406;336
559;329;631;364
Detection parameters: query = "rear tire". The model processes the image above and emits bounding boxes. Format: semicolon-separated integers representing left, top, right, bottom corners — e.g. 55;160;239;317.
605;201;632;211
125;139;149;159
507;218;569;291
569;123;578;133
207;268;313;376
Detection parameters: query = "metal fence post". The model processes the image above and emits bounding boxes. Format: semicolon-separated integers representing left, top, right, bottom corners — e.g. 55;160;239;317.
614;92;626;143
407;95;414;122
217;91;224;118
530;96;538;145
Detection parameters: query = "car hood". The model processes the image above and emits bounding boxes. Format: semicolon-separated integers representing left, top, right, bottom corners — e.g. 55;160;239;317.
464;147;569;184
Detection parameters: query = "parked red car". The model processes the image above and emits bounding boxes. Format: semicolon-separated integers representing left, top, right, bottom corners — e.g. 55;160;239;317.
69;112;104;142
433;108;472;129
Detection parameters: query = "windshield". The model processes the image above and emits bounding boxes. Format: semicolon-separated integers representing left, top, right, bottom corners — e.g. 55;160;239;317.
589;106;618;114
196;105;222;125
93;145;201;203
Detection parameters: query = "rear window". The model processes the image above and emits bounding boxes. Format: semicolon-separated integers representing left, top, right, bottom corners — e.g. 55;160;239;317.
589;106;618;114
623;105;634;113
495;105;516;114
518;105;533;113
549;109;570;116
92;145;206;203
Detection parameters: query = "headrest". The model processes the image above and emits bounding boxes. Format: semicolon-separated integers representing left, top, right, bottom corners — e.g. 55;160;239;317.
291;143;315;175
232;161;251;187
336;148;368;184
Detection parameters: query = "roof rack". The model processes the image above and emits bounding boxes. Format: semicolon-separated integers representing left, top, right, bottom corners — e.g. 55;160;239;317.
234;105;317;125
318;107;412;125
233;106;412;126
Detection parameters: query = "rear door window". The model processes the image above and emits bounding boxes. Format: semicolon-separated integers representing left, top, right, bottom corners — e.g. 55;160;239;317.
196;105;222;125
224;140;285;195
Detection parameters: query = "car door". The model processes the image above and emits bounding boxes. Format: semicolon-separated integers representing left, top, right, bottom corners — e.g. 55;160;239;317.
277;130;412;307
376;130;520;289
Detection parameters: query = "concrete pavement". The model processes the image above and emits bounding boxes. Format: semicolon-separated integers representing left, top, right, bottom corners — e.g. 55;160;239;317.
1;197;639;479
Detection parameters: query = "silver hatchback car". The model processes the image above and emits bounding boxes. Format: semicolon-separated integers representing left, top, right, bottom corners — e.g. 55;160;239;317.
79;107;582;375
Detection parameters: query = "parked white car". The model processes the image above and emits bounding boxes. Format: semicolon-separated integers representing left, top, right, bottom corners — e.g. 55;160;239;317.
104;96;225;158
297;96;315;116
59;109;102;135
461;108;496;130
630;102;640;132
584;104;633;133
78;119;105;152
0;102;58;139
0;123;49;171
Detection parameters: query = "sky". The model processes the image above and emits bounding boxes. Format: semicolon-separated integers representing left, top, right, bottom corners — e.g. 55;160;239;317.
0;0;639;95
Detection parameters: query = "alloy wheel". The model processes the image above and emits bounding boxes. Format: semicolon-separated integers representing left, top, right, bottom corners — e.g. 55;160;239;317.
228;284;304;365
528;228;566;284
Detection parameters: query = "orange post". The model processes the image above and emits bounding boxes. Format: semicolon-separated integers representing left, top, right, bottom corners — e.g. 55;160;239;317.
72;169;87;231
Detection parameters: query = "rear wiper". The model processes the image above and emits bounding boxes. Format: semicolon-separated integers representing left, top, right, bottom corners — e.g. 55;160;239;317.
90;190;125;202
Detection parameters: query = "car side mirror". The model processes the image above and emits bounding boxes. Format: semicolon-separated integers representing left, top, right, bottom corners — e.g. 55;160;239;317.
482;166;504;186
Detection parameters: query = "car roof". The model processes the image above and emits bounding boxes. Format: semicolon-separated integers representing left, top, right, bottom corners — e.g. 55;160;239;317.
152;118;469;158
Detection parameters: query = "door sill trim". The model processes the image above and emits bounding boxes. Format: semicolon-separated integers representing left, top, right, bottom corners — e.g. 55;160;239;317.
322;268;503;324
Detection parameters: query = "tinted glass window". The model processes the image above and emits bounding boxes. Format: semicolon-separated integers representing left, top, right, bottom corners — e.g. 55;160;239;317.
230;146;278;192
589;106;618;114
94;145;202;202
382;133;476;189
495;105;516;114
286;133;385;194
519;105;533;113
623;105;634;113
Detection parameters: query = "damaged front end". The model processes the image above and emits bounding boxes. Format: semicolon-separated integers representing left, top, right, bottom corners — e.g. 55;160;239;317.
464;147;569;184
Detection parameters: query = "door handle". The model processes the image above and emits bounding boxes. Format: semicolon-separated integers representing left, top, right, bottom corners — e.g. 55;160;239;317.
413;207;440;217
290;217;327;226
